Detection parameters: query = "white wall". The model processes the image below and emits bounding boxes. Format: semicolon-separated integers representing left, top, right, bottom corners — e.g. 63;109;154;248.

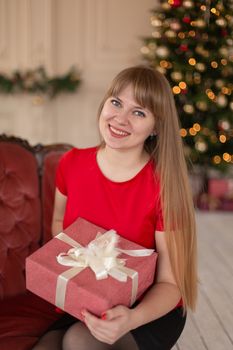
0;0;156;147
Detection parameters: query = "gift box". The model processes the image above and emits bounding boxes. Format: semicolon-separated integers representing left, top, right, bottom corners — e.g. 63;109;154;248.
26;217;157;321
208;178;233;199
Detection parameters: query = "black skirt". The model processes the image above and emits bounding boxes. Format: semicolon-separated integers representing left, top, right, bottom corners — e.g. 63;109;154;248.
48;306;186;350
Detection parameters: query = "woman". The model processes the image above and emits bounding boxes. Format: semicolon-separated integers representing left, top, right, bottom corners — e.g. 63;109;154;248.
33;66;197;350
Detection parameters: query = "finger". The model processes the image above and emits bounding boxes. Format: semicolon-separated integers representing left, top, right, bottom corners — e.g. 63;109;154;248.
103;305;126;321
83;311;111;337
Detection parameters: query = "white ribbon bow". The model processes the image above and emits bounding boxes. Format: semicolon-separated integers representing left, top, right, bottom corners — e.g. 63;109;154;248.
57;229;154;283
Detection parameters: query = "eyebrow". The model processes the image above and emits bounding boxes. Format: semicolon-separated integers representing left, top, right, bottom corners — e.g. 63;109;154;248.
114;96;145;110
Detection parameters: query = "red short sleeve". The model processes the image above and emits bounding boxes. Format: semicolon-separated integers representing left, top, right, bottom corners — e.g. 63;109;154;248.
55;149;74;195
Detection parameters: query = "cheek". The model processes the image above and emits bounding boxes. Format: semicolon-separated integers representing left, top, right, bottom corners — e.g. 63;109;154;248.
100;105;114;121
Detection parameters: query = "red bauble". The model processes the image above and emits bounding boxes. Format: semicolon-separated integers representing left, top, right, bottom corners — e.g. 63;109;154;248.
183;16;191;24
180;44;188;51
221;29;227;37
171;0;183;7
181;89;188;94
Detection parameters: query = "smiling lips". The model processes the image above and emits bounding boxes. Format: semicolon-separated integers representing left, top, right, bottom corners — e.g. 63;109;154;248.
109;124;130;138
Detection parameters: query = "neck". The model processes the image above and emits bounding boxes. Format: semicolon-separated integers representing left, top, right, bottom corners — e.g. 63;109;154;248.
99;144;149;169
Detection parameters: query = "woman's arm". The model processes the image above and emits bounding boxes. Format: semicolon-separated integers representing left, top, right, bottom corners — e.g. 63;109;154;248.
51;188;67;236
83;230;182;344
130;230;181;328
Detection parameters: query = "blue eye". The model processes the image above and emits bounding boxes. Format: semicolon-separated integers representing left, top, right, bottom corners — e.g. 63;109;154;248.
134;110;146;118
111;99;121;107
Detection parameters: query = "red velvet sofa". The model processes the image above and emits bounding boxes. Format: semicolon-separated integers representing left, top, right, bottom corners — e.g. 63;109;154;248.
0;134;72;349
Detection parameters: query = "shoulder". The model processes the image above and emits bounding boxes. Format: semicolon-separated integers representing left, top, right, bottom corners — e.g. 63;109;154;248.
60;146;98;164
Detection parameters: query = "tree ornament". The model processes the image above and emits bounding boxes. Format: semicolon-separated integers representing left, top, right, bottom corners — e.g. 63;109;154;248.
215;79;225;88
152;31;162;39
171;71;183;81
216;18;227;27
195;19;206;28
183;104;194;113
183;1;193;9
170;21;181;31
216;94;228;107
169;0;183;8
151;18;162;27
196;101;208;111
226;38;233;46
183;16;191;24
218;119;231;130
180;44;188;51
156;46;170;58
165;30;176;38
219;46;229;57
195;140;208;152
221;29;228;37
161;2;170;10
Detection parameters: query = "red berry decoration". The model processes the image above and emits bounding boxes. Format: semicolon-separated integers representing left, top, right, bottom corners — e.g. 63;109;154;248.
180;44;188;51
183;16;191;24
171;0;182;7
221;29;227;37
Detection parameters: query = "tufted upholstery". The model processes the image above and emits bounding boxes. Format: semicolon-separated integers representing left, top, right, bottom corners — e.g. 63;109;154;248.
0;142;41;299
0;135;73;349
0;135;72;300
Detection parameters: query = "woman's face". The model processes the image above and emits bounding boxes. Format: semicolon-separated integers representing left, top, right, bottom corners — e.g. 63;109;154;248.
99;84;156;153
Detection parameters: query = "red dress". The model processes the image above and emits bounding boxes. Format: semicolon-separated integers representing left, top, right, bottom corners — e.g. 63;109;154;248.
56;146;164;249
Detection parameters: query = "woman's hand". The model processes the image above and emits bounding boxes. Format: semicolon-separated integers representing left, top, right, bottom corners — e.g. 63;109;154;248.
81;305;135;345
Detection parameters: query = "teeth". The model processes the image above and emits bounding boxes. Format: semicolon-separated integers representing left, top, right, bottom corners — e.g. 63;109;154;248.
110;125;129;136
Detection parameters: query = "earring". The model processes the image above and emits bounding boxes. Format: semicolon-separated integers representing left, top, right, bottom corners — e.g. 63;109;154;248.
150;132;156;139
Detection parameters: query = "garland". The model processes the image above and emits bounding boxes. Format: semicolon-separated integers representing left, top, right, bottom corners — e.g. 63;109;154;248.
0;66;81;98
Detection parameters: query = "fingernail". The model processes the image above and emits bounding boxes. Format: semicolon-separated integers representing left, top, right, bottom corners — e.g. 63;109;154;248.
55;307;65;314
101;312;107;320
81;309;86;317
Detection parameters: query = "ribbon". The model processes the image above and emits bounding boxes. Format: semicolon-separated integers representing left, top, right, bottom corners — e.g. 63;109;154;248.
55;230;154;310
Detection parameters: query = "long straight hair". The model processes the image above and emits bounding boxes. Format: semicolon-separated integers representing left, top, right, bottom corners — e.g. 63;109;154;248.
97;66;198;311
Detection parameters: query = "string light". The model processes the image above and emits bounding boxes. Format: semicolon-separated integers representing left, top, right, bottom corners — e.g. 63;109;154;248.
173;86;181;94
223;153;231;162
211;61;218;68
210;134;218;143
179;81;187;89
180;128;187;137
189;128;197;136
221;59;228;65
178;32;185;39
140;46;150;54
213;155;221;164
193;123;201;132
221;87;231;95
188;30;196;37
189;58;196;65
206;89;216;100
195;63;206;71
211;8;217;14
184;104;194;113
151;18;162;27
152;31;162;38
219;135;227;143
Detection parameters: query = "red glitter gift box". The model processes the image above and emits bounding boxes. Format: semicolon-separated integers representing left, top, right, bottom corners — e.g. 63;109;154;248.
26;217;157;321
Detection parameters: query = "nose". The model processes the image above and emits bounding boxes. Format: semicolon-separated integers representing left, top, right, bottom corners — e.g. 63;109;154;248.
114;109;129;125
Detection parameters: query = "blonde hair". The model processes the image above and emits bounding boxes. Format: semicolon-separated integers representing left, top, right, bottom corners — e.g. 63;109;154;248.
97;66;198;312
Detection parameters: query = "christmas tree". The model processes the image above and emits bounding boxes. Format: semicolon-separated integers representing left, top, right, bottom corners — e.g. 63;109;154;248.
141;0;233;172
